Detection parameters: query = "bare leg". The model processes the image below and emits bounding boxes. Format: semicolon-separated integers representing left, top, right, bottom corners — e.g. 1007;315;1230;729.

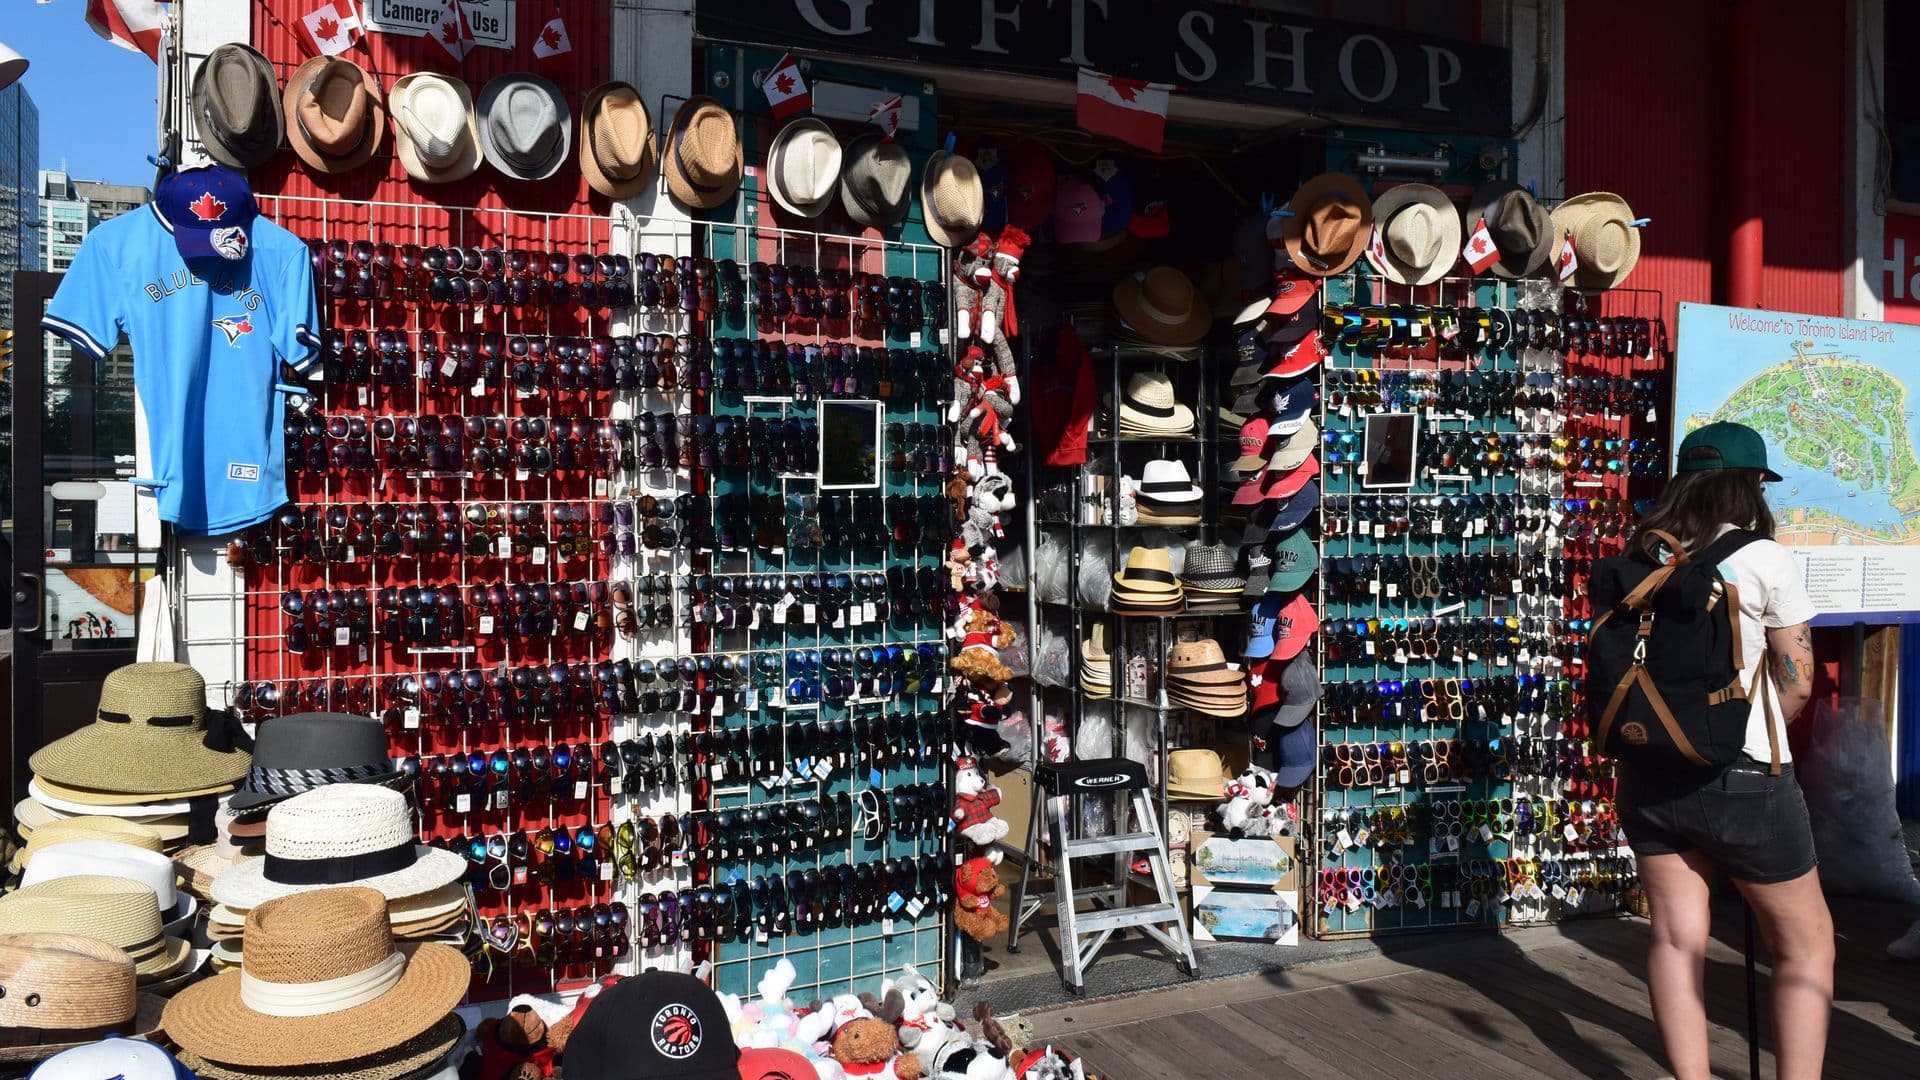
1640;850;1717;1080
1734;868;1833;1080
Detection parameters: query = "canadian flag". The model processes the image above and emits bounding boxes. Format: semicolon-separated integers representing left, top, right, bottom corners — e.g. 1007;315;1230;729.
761;53;810;119
1075;69;1171;153
1365;225;1388;272
1462;216;1501;275
868;94;904;139
300;0;364;57
531;7;571;59
1556;230;1580;283
433;0;476;61
85;0;168;63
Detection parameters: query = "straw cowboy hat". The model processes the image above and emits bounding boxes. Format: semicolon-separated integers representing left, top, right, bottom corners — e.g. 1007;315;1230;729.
1167;639;1246;688
1366;183;1461;286
388;73;481;184
8;815;164;873
0;876;192;982
282;56;385;174
1465;181;1554;279
1112;267;1212;346
579;81;656;199
0;933;167;1066
1285;173;1373;277
663;95;743;210
30;662;250;797
1551;192;1641;292
20;840;197;929
228;712;406;813
1115;370;1196;434
478;72;571;181
210;785;465;911
922;149;984;248
765;117;842;218
193;43;282;170
163;888;469;1078
1166;749;1227;800
840;133;914;228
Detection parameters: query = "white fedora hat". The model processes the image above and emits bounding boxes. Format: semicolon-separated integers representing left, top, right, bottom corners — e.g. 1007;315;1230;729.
1366;183;1461;286
766;117;842;218
20;840;197;931
1137;459;1203;503
209;785;464;911
390;73;482;184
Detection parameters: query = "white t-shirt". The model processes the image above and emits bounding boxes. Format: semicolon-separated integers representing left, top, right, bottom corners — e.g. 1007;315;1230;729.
1707;526;1819;763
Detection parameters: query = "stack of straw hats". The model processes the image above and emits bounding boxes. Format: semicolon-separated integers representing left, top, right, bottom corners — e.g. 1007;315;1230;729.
1165;640;1248;717
0;933;167;1069
0;875;196;990
1179;543;1247;614
1110;547;1183;616
1078;624;1114;698
1106;370;1196;439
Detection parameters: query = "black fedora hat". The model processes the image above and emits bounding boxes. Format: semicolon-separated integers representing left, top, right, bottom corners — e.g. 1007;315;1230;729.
563;971;740;1080
227;713;405;813
193;43;283;170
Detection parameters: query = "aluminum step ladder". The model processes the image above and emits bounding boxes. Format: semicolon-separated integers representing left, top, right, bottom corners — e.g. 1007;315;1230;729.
1005;757;1197;994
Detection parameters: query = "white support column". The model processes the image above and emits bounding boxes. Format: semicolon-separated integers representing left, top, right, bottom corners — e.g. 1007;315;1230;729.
1846;0;1886;321
1501;0;1564;201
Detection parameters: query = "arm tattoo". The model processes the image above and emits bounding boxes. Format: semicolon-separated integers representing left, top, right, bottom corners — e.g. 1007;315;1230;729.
1773;651;1805;687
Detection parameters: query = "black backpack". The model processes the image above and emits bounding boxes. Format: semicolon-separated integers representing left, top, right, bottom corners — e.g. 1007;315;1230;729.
1585;528;1781;775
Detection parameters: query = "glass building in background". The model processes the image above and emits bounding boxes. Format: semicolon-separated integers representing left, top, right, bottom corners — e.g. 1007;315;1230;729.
0;80;41;331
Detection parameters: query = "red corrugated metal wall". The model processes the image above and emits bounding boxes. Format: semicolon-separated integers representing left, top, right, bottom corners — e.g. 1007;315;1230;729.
1564;0;1847;322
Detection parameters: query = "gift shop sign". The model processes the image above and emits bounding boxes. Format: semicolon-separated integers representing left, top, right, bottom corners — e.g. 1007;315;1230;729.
366;0;515;47
694;0;1511;132
1883;213;1920;326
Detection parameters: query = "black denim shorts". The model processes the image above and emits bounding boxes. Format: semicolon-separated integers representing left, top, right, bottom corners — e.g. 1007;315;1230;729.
1619;761;1818;884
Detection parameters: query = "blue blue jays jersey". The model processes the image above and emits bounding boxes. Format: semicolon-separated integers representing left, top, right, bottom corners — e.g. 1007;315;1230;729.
42;203;320;534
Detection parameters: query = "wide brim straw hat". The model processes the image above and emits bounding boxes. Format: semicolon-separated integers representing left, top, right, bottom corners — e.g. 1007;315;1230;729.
1114;371;1196;433
1365;182;1461;286
1168;690;1248;719
1284;172;1373;277
30;662;250;796
840;133;914;228
0;933;169;1065
34;776;235;806
922;149;985;248
1166;640;1246;687
1466;181;1555;279
282;56;385;174
176;841;262;901
1111;267;1212;346
1550;192;1641;292
765;116;842;218
8;814;166;872
176;1014;468;1080
209;786;465;911
663;95;743;210
0;876;192;981
388;72;482;185
163;889;469;1071
579;81;657;199
13;796;194;844
1165;749;1227;799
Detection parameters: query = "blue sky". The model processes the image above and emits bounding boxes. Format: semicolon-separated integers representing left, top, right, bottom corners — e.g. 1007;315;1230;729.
8;1;163;187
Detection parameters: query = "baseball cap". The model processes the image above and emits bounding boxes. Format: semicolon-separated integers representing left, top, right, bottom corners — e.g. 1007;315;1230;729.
1263;376;1319;433
1055;176;1103;244
1242;543;1275;598
1676;421;1781;481
1266;529;1318;593
1233;417;1274;472
1270;593;1319;661
1267;418;1318;472
563;971;741;1080
1265;329;1327;378
1231;455;1319;506
737;1048;816;1080
1264;479;1319;534
155;165;258;262
30;1039;198;1080
1273;656;1322;728
1245;595;1282;659
1271;716;1317;788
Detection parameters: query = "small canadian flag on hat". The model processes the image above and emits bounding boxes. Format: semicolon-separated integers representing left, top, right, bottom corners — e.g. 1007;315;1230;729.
532;6;571;59
868;94;905;139
761;53;811;119
1556;229;1580;282
1365;224;1388;270
300;0;364;57
1463;216;1501;274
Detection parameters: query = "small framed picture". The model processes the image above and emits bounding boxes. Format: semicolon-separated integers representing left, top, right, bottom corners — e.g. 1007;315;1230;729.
1361;412;1419;489
818;400;883;489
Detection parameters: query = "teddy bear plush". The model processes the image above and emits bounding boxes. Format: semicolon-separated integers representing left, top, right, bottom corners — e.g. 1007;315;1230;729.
951;683;1012;758
830;1016;923;1079
1218;764;1279;838
951;607;1015;686
951;757;1009;853
953;854;1009;946
475;1003;555;1080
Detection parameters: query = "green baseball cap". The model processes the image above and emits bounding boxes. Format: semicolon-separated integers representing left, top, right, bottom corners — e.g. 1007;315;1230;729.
1676;421;1782;482
1266;529;1319;593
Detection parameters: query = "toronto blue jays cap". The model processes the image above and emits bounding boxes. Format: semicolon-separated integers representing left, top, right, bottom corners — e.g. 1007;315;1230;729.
155;165;259;263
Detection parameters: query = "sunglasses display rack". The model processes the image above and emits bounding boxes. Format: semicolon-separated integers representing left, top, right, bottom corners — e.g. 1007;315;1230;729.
700;221;954;1002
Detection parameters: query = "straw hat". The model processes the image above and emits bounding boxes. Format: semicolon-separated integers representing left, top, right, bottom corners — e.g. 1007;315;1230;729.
34;775;235;806
175;1014;467;1080
1112;267;1212;346
1136;459;1203;504
579;81;656;199
840;133;913;228
228;712;405;813
20;840;196;928
8;815;164;873
1465;181;1554;279
1115;370;1196;434
175;840;262;902
282;56;385;174
1112;546;1181;596
922;149;984;248
0;876;191;981
662;96;743;210
0;933;167;1065
193;43;283;171
163;888;469;1073
1365;183;1460;286
210;785;464;911
12;796;193;844
388;73;481;184
765;117;842;218
477;72;570;181
1551;192;1641;292
1167;640;1245;688
1284;173;1373;277
30;662;250;797
1166;749;1226;800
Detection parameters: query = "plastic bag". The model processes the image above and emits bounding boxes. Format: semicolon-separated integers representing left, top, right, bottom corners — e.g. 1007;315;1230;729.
1033;609;1071;688
999;618;1031;678
1797;698;1920;903
1075;700;1113;760
996;529;1029;590
995;707;1032;763
1077;538;1112;611
1036;528;1071;605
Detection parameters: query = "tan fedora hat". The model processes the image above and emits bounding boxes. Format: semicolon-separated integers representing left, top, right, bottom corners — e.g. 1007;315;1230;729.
0;933;167;1065
30;662;249;798
1285;173;1373;276
840;133;913;228
0;876;192;981
765;117;842;218
1366;183;1461;286
282;56;385;174
1112;546;1181;595
162;888;470;1071
1551;192;1641;292
8;814;165;873
663;95;743;210
388;73;481;184
921;149;984;248
1112;267;1212;346
579;81;657;199
176;1014;467;1080
1465;181;1554;279
1167;640;1246;687
1166;749;1227;800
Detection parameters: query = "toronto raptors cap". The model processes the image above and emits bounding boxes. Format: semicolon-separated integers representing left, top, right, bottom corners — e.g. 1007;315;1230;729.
562;970;742;1080
154;165;259;263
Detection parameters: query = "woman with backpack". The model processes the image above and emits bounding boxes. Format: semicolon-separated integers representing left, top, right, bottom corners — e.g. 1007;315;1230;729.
1602;421;1831;1080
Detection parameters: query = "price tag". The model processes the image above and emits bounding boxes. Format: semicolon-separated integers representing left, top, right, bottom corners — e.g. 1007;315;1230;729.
909;331;923;348
1384;583;1399;599
1564;823;1580;843
813;759;834;780
743;689;759;710
455;793;473;814
403;708;421;730
802;603;817;624
471;379;487;398
574;781;588;801
607;775;622;796
1353;826;1372;847
356;385;370;407
514;865;530;886
756;928;770;945
478;615;496;636
847;607;863;627
1465;899;1482;919
1373;523;1387;540
515;467;531;482
880;918;895;936
1345;894;1363;913
832;606;845;628
1447;834;1461;852
330;626;348;647
710;695;725;716
1411;891;1427;910
1368;579;1381;595
1335;827;1354;850
905;896;926;918
574;610;590;632
600;861;615;881
710;762;727;782
887;891;906;912
531;546;547;565
417;360;431;380
863;601;878;622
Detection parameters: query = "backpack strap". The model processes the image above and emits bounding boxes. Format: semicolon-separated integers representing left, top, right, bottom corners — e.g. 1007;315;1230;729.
1645;529;1690;564
1751;648;1783;776
1693;528;1763;568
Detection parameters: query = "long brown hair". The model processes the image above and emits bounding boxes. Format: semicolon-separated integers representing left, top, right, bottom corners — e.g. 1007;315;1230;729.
1630;469;1776;561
